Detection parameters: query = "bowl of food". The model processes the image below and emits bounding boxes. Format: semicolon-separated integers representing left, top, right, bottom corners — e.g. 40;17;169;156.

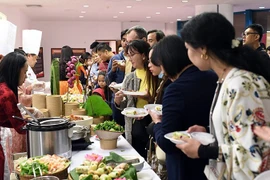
121;155;145;172
65;115;93;129
15;155;70;180
94;121;124;149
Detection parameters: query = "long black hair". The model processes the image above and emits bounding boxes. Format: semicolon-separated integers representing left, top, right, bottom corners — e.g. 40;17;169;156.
181;12;270;82
60;45;73;80
152;35;191;79
126;40;158;102
0;52;27;98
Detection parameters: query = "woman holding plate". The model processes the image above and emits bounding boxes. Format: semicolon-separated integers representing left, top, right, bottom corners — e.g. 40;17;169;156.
149;35;217;180
177;12;270;180
114;40;158;159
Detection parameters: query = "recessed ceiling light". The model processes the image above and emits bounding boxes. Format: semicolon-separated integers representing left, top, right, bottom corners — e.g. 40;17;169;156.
113;16;118;18
81;11;86;13
136;0;142;1
187;16;192;18
146;16;151;19
83;5;89;8
177;19;182;21
167;6;173;9
182;0;188;2
259;6;265;9
156;12;160;15
119;11;124;14
79;16;84;18
126;5;132;8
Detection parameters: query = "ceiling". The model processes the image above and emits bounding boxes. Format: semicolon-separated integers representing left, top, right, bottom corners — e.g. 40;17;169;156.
0;0;270;22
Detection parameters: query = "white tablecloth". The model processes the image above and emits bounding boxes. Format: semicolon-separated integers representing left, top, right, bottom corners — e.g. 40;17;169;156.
69;136;160;180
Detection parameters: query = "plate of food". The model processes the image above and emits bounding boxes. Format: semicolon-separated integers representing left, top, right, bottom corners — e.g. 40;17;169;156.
164;131;191;144
144;104;162;115
110;83;123;90
69;152;138;180
165;131;215;145
121;107;148;118
121;90;147;96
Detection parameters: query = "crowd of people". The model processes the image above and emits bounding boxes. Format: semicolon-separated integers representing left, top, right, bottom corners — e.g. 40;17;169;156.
1;12;270;180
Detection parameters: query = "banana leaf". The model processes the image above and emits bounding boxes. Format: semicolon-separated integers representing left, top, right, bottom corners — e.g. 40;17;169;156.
83;95;112;117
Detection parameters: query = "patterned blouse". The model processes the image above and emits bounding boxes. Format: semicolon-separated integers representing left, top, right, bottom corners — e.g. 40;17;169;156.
213;68;270;179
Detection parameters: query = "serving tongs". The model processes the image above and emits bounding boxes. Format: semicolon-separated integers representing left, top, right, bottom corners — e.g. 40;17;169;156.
107;158;140;167
17;103;40;125
32;162;43;177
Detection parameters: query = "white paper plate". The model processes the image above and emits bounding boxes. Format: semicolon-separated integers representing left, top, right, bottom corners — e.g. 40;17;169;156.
121;107;148;118
255;170;270;180
191;132;215;145
164;131;215;145
137;170;154;180
109;83;122;90
122;90;146;96
144;104;162;115
164;131;190;144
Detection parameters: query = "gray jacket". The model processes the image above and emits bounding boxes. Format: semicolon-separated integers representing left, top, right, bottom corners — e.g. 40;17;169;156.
116;71;141;144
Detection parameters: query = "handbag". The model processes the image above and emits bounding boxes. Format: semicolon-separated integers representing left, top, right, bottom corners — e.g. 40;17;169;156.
204;147;233;180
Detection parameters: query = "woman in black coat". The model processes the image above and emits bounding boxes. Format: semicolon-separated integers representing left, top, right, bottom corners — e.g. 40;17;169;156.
150;35;217;180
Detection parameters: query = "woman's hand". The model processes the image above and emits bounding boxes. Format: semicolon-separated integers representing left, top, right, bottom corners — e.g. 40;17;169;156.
176;137;201;158
114;91;125;105
254;126;270;142
187;125;207;133
148;110;162;124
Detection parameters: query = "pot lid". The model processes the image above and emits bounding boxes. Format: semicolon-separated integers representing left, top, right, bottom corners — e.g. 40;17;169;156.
40;119;68;127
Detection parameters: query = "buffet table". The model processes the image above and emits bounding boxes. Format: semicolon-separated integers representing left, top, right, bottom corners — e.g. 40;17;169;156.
69;136;160;180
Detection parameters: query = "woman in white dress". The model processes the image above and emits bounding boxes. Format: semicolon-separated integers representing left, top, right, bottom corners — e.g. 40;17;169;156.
176;12;270;180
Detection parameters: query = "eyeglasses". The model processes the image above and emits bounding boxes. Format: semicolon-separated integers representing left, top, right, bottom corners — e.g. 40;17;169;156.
242;32;258;37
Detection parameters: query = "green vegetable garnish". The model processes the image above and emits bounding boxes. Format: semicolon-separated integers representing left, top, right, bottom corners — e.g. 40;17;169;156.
94;121;124;132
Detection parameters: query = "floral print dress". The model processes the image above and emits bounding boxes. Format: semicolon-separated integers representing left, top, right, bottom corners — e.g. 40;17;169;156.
213;68;270;180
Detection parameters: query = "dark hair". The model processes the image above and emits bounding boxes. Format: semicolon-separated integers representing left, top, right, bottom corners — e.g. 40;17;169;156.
121;29;128;39
147;29;165;42
97;71;106;78
60;45;73;80
80;52;91;64
152;35;191;79
246;24;264;42
90;41;100;49
149;44;161;66
0;52;27;98
126;26;147;40
96;43;112;52
14;48;26;56
181;12;270;82
267;46;270;51
126;40;158;101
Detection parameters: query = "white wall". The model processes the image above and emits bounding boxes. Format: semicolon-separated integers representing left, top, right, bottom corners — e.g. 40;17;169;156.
1;6;177;81
0;6;30;47
32;21;176;81
30;21;122;81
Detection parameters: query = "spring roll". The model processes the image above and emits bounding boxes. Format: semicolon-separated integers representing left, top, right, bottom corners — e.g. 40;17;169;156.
76;166;89;174
114;163;129;170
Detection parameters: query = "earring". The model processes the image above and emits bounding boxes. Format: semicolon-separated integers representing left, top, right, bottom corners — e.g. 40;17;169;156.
200;54;209;60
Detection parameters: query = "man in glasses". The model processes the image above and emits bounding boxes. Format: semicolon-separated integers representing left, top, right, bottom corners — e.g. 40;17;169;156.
242;24;269;61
